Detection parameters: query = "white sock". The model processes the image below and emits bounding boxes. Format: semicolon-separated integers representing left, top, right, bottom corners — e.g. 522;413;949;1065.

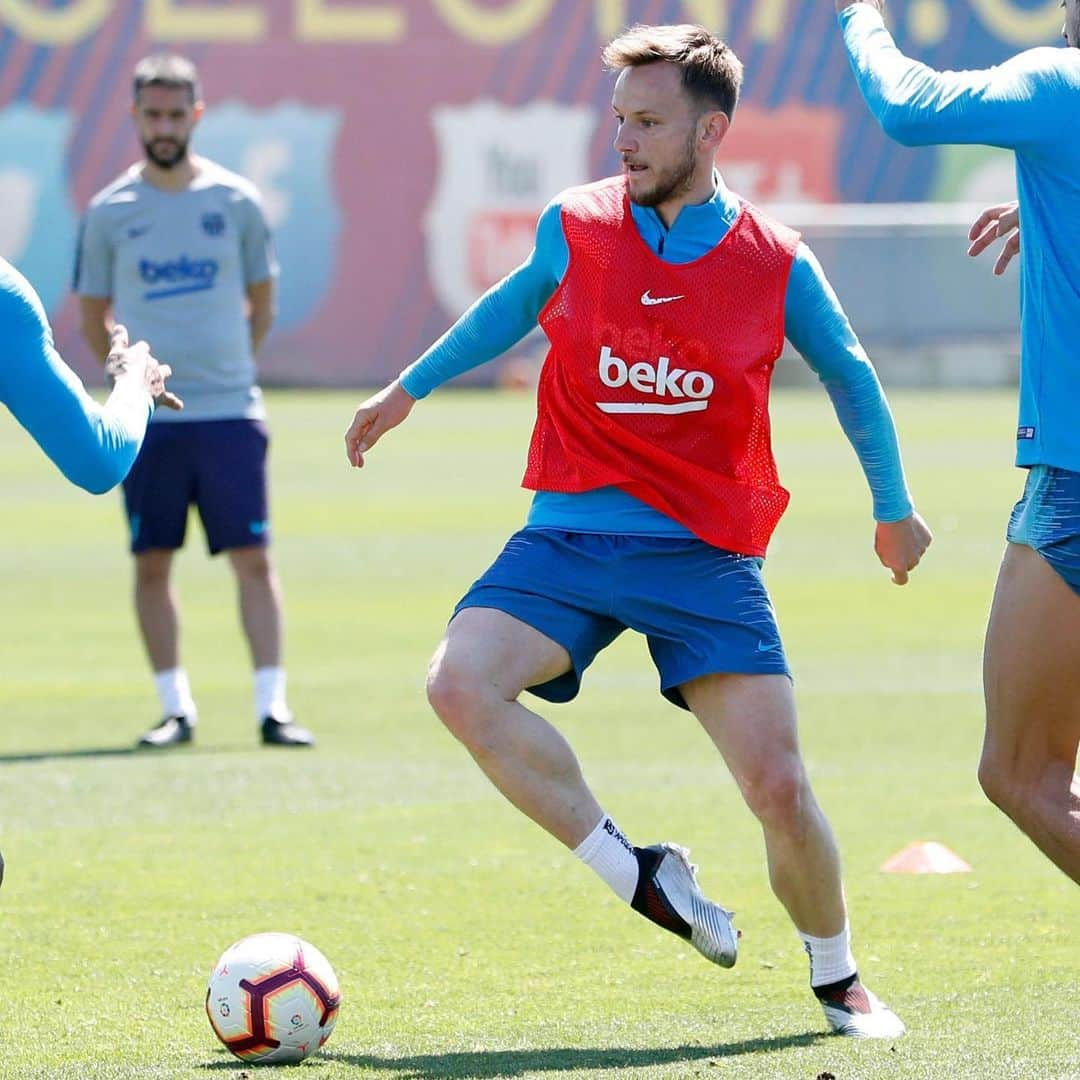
154;668;197;721
254;666;290;722
799;923;857;988
573;815;639;903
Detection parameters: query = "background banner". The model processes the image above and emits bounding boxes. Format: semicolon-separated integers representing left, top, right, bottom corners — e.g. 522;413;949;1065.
0;0;1062;384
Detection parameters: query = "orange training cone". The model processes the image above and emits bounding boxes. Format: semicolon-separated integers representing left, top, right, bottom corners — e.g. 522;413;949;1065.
880;841;972;874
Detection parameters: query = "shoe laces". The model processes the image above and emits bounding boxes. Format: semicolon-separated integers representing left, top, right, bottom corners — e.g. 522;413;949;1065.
663;843;737;921
663;842;699;879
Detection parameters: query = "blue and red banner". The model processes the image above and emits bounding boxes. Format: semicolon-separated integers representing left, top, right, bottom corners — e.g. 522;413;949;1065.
0;0;1064;383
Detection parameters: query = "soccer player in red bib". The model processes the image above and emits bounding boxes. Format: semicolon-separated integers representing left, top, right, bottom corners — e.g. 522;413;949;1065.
346;24;931;1037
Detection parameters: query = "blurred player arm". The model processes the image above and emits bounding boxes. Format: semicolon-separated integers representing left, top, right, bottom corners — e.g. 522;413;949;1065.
247;277;275;354
74;208;116;362
1;271;177;493
784;243;931;583
837;4;1058;148
968;202;1020;275
345;198;565;467
79;295;114;361
240;185;279;356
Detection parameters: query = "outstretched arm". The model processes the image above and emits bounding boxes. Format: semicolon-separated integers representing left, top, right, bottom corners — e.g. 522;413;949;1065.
0;265;179;493
345;199;565;467
785;243;932;584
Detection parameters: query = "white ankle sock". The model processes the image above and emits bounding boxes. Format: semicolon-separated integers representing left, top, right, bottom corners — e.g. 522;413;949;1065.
154;667;196;721
254;666;289;721
573;815;639;903
799;923;857;988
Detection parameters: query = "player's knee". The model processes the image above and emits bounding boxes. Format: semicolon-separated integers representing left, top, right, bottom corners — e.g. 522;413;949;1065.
231;547;273;582
739;761;807;831
426;655;489;743
977;750;1028;823
134;552;172;587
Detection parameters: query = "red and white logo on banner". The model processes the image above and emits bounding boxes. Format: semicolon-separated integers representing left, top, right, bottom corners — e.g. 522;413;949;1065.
424;101;595;317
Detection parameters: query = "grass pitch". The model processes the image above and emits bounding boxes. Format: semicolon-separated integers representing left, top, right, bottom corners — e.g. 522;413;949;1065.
0;388;1076;1079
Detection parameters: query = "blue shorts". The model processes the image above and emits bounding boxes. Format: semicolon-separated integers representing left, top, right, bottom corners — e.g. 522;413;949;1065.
122;419;270;556
1006;465;1080;597
453;529;789;711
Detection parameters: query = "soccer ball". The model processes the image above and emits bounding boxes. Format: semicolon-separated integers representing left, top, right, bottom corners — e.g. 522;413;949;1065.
205;932;341;1064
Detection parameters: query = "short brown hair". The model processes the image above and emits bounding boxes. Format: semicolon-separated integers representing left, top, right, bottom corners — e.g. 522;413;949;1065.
132;54;201;104
602;24;743;120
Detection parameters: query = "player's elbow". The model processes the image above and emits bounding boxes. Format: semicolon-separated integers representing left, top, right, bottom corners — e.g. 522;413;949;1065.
877;106;924;146
66;455;128;494
58;432;138;494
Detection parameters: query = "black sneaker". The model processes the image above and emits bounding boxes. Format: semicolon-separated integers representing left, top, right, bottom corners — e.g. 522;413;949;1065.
137;715;194;748
631;842;738;968
260;716;315;747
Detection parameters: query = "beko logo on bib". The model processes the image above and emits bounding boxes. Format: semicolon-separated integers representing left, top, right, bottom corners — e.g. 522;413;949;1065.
596;345;714;414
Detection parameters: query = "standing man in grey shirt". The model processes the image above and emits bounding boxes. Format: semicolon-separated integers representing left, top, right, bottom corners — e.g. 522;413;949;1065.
75;54;314;749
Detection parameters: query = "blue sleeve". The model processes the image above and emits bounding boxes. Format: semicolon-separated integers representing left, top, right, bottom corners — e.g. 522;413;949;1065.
839;5;1064;150
784;243;913;523
399;198;567;398
0;266;151;494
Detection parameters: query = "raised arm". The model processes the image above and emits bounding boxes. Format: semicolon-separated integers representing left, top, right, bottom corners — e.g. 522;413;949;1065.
837;2;1061;149
784;242;932;583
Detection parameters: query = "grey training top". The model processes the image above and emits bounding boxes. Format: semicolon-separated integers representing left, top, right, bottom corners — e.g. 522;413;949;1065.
76;159;277;423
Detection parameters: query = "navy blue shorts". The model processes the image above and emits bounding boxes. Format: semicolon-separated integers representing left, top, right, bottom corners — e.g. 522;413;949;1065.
453;529;790;711
122;419;270;555
1006;465;1080;597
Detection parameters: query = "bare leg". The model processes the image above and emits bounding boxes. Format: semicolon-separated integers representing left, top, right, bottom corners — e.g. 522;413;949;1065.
682;672;846;938
427;607;603;848
134;549;179;671
228;545;283;669
980;542;1080;882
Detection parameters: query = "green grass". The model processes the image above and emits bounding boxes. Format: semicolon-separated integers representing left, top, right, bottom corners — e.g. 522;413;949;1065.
0;388;1077;1079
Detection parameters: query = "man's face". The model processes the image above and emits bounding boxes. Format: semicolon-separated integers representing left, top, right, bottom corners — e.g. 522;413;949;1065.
1065;0;1079;46
612;63;708;209
132;84;202;169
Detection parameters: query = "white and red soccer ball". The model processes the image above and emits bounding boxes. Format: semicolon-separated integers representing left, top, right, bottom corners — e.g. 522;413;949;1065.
206;932;341;1064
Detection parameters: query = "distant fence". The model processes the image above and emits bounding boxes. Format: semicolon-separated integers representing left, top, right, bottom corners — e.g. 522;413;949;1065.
776;202;1020;389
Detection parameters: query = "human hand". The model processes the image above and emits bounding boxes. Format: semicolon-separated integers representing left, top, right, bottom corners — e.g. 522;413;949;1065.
836;0;885;13
344;379;416;468
874;511;932;585
105;325;183;411
967;201;1020;276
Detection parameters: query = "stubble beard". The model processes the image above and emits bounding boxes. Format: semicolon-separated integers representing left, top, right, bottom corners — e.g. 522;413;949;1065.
627;130;700;209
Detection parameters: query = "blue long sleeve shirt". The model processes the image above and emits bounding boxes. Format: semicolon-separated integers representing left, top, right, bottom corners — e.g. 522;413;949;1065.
402;173;914;538
840;4;1080;472
0;258;151;494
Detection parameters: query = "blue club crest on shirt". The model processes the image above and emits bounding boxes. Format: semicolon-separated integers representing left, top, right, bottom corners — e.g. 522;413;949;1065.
201;211;226;237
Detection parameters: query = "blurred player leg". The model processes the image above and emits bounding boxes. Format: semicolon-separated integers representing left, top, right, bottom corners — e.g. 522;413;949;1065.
227;545;313;746
134;549;199;747
980;542;1080;883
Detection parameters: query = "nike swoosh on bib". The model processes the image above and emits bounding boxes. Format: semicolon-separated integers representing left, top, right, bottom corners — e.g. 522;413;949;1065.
641;290;685;306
